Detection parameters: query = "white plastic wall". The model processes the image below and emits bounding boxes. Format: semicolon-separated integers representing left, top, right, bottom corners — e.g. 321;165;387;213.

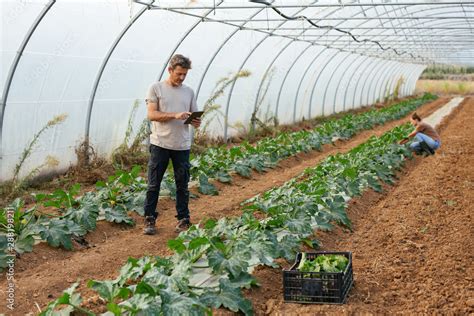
0;0;430;182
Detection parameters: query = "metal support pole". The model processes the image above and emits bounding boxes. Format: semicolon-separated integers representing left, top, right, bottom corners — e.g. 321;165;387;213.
85;0;156;146
223;1;321;140
352;58;380;109
341;56;371;111
274;45;314;120
194;2;274;98
320;52;356;113
0;0;56;161
156;1;224;82
292;49;330;122
308;50;342;117
375;61;400;103
361;59;386;106
369;59;395;105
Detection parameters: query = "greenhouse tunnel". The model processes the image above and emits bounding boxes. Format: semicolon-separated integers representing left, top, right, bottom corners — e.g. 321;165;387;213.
1;0;473;182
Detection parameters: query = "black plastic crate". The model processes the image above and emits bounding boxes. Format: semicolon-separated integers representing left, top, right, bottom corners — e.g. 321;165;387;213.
283;251;353;304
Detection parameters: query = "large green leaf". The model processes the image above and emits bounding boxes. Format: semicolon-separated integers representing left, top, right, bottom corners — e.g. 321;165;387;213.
160;289;207;316
103;205;135;226
34;219;74;250
207;249;250;279
119;294;162;315
199;279;253;315
14;230;35;254
233;163;252;178
216;171;232;184
87;279;131;302
39;282;93;316
198;174;218;196
64;201;99;232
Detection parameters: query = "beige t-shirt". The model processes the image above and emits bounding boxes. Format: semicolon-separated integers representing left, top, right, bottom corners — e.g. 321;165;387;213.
146;81;198;150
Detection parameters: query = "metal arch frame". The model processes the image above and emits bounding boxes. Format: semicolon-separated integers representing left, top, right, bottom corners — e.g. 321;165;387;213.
273;6;364;121
239;3;446;131
309;4;436;116
393;65;412;98
328;53;369;111
341;55;371;111
254;6;474;60
398;65;415;97
405;65;425;96
292;49;335;122
345;19;474;61
399;64;417;98
0;0;56;161
351;57;379;110
289;4;391;121
344;3;409;108
336;6;474;60
318;8;474;62
367;59;393;104
274;44;314;120
372;59;398;104
360;59;390;107
400;65;417;97
336;7;458;108
380;60;408;102
322;53;361;114
402;66;416;97
128;2;474;68
366;59;398;105
222;1;325;140
252;4;346;124
137;3;474;10
386;62;408;99
352;57;381;109
373;60;399;101
155;1;224;82
194;2;275;98
373;60;400;103
196;2;466;134
410;66;427;95
84;0;158;144
307;50;344;117
251;38;297;129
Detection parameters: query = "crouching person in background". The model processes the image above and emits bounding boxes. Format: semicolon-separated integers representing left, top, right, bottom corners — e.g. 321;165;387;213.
399;112;441;156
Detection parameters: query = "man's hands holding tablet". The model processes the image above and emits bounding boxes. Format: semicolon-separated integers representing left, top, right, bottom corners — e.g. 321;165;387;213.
175;111;203;128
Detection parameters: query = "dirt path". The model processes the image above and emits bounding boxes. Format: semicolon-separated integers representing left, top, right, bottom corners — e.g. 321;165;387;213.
0;97;450;315
247;97;474;315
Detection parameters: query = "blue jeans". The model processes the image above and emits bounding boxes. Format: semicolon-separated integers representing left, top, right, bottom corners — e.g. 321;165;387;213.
409;132;441;152
143;145;191;220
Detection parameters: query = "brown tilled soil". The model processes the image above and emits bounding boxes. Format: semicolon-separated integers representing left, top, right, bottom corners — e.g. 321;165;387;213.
0;97;452;315
246;97;474;315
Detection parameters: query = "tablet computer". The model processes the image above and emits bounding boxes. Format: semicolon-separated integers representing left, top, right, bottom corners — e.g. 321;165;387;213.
184;111;204;124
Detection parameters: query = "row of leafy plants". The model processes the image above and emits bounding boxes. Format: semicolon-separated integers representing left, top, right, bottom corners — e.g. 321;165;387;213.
0;93;436;270
0;166;147;270
182;93;436;195
40;123;415;315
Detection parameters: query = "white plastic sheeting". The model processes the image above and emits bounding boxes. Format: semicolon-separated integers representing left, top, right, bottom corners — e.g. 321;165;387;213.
3;0;472;182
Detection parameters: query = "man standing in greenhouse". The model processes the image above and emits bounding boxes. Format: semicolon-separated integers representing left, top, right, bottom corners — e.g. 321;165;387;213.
143;54;201;235
400;112;440;155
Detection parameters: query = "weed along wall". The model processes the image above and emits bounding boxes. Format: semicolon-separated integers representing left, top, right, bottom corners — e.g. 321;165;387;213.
1;1;473;315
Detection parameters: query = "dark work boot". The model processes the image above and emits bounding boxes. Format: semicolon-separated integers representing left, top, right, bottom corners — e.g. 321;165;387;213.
143;216;157;235
175;218;192;233
419;141;435;155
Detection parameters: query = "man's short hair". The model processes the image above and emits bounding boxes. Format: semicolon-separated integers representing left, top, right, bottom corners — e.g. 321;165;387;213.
169;54;192;70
